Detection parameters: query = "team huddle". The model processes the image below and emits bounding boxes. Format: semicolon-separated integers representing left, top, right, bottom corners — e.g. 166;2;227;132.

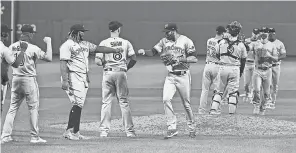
0;20;286;143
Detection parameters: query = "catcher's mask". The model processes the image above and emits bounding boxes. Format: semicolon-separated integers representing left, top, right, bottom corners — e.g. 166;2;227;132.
228;21;242;37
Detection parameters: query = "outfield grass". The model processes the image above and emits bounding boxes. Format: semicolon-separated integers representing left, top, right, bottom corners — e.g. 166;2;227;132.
1;56;296;153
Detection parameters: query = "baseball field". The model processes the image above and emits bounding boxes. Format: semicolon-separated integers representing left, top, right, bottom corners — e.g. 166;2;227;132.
1;56;296;153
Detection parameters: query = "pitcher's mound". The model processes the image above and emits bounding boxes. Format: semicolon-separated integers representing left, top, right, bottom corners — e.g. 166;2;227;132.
51;114;296;136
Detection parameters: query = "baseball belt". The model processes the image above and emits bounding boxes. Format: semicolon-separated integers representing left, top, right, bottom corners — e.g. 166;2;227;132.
104;68;127;72
169;71;187;75
205;61;220;65
246;60;255;63
257;67;270;71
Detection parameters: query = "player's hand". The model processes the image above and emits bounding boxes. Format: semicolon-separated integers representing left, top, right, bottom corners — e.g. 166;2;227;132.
43;37;52;43
61;80;69;90
137;49;145;55
19;41;28;52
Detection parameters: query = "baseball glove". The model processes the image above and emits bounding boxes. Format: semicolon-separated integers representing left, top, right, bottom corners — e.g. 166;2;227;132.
160;53;178;66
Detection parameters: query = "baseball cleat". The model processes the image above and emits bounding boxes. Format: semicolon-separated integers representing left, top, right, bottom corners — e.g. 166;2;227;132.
127;132;137;138
266;103;275;110
198;110;207;115
1;136;14;144
30;137;47;143
164;129;178;139
100;131;108;138
63;130;79;140
253;105;260;115
189;131;196;138
259;110;266;116
209;109;221;115
72;132;90;140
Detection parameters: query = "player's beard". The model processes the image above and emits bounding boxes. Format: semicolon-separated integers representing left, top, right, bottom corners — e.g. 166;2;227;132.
268;34;276;42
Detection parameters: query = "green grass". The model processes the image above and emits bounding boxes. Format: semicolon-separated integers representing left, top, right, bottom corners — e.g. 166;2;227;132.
1;56;296;153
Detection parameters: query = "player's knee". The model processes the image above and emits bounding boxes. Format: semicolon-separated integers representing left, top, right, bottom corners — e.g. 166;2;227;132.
228;91;239;105
212;93;222;104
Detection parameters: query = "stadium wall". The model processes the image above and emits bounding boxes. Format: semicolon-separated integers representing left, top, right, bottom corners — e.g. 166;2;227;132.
2;1;296;55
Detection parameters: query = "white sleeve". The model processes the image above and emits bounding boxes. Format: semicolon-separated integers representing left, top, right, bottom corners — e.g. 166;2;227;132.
127;41;135;57
153;39;164;53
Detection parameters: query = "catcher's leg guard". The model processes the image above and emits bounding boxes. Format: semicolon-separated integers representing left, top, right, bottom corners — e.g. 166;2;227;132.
228;91;239;114
210;92;222;113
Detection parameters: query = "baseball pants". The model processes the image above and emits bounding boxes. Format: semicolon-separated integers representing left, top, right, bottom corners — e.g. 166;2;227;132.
211;65;240;113
243;62;255;97
163;70;195;132
252;68;272;110
99;70;135;135
271;64;280;104
64;72;89;108
1;76;40;139
199;63;220;113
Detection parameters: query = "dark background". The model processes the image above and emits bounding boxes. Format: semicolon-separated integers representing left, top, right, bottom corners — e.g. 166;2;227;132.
1;1;296;55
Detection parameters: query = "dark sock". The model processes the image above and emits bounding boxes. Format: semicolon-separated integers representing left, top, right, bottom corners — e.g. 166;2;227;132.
73;105;82;133
66;106;75;130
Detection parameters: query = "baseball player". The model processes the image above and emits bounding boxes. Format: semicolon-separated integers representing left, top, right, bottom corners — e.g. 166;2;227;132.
1;24;51;144
209;21;247;115
267;27;286;109
1;24;26;113
95;21;137;138
252;30;278;115
138;23;198;139
60;24;120;140
198;26;226;115
241;28;261;103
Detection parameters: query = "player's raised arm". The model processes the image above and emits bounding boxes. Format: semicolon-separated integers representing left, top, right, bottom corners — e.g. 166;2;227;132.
39;37;53;62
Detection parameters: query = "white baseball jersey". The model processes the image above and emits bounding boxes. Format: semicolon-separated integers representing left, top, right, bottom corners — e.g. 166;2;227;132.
254;41;277;68
9;41;46;77
60;39;97;73
271;39;286;64
246;38;259;61
219;37;247;66
96;37;135;70
154;35;196;72
0;41;16;64
206;37;222;63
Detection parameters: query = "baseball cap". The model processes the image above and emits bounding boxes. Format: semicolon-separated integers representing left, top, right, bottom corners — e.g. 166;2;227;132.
260;26;269;33
253;28;260;35
268;27;276;33
1;24;12;32
70;24;89;32
163;23;178;32
216;26;226;33
109;21;123;32
21;24;37;33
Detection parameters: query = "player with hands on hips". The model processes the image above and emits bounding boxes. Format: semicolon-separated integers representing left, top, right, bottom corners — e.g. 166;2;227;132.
251;28;278;115
96;21;137;138
266;27;286;110
241;28;261;103
1;24;52;144
60;24;120;140
138;23;198;139
198;26;226;115
209;21;247;115
1;24;27;113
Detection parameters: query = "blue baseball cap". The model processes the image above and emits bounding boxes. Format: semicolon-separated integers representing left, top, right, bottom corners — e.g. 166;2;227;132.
163;23;178;32
21;24;37;33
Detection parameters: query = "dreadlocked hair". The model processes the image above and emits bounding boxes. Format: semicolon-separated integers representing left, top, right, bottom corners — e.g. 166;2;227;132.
68;30;81;42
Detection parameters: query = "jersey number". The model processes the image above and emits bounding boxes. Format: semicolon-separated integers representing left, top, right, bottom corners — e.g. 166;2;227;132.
14;53;25;66
113;47;123;61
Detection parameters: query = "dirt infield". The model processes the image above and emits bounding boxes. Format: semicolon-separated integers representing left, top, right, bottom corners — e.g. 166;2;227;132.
1;56;296;153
